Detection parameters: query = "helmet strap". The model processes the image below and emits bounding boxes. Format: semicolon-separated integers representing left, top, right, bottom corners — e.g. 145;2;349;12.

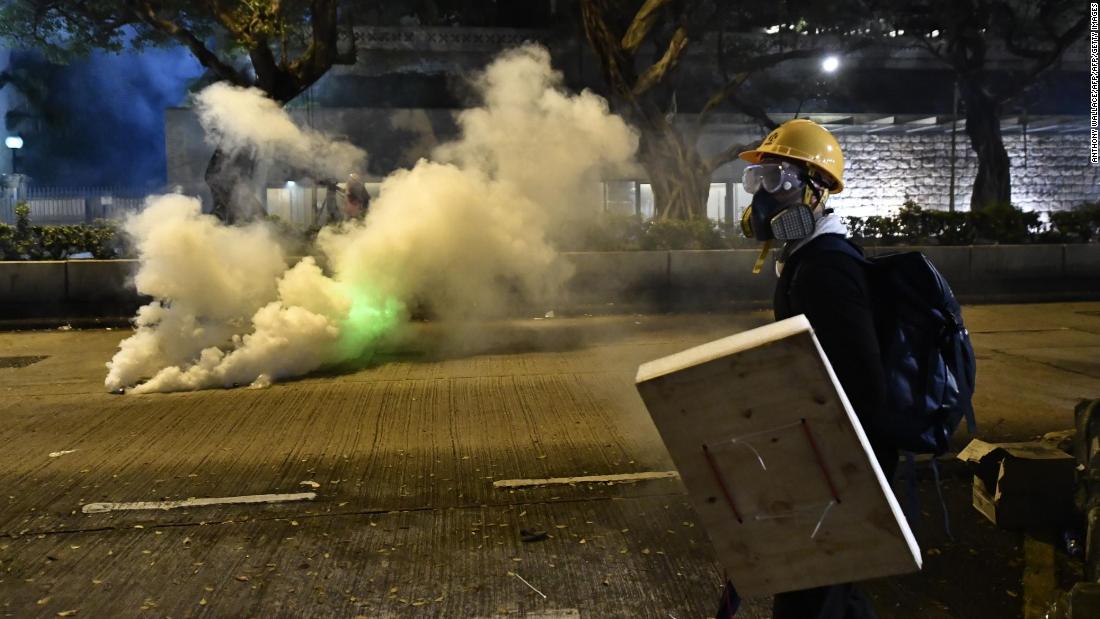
751;239;772;275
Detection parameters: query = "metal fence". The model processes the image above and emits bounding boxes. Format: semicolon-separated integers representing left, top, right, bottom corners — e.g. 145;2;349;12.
0;186;151;225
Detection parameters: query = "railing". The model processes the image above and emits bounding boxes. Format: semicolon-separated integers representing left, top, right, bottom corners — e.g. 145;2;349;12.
0;186;152;225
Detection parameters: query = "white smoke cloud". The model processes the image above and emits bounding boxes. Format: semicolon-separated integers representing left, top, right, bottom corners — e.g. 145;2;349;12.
194;82;366;181
107;45;638;393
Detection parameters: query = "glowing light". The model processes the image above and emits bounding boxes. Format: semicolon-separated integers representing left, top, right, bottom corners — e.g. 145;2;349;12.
931;29;940;38
4;136;23;149
337;284;405;358
285;180;296;187
765;25;780;34
821;56;840;73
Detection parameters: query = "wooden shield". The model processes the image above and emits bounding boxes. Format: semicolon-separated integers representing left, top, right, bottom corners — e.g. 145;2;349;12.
635;315;921;596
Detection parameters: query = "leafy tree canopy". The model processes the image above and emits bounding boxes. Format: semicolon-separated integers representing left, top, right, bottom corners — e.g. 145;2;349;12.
0;0;356;103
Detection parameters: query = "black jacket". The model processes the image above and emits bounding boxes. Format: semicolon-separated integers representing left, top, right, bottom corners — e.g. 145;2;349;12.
773;234;894;470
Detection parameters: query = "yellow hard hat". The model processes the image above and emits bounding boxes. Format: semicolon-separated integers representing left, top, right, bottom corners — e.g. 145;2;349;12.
739;119;845;193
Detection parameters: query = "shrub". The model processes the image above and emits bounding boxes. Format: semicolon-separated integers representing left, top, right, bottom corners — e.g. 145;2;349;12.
0;204;124;260
641;217;729;250
1049;202;1100;242
968;201;1041;244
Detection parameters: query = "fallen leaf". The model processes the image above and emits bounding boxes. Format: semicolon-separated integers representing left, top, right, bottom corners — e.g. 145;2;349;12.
235;575;249;582
299;480;321;489
57;611;78;617
36;597;50;605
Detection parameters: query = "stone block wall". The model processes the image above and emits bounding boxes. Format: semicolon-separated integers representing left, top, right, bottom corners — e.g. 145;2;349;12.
829;132;1100;216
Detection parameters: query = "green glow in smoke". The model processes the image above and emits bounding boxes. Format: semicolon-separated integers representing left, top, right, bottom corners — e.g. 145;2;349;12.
337;283;405;357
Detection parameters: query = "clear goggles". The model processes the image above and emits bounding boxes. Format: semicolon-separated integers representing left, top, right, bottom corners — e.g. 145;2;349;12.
741;161;804;194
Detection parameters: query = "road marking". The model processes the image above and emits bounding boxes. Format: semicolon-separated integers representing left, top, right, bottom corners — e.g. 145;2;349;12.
81;492;317;514
492;471;679;489
1022;534;1055;619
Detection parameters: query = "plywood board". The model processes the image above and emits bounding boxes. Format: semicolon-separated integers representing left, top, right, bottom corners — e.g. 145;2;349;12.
635;315;921;596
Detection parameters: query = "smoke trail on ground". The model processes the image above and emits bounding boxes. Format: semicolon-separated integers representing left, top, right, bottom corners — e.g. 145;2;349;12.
106;45;638;394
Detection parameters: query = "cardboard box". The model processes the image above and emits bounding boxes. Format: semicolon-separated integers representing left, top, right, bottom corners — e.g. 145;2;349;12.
958;439;1076;529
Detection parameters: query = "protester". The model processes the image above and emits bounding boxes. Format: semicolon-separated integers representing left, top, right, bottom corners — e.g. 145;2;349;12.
739;119;893;619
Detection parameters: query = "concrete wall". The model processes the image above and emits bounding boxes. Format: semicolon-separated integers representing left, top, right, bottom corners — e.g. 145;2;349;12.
2;245;1098;322
0;260;144;320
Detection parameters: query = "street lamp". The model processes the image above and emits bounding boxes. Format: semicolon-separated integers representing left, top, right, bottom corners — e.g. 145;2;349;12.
821;55;840;73
5;136;24;174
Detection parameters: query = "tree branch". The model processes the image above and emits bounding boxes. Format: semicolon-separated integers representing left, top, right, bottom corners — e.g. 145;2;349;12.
128;0;248;85
579;0;638;101
288;0;357;92
707;140;758;173
633;26;688;96
621;0;672;54
999;13;1087;104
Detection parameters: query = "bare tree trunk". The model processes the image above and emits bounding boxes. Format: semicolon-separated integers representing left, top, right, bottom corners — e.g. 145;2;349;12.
638;121;711;219
961;80;1011;211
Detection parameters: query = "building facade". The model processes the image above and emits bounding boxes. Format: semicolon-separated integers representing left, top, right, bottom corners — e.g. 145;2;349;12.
164;24;1098;221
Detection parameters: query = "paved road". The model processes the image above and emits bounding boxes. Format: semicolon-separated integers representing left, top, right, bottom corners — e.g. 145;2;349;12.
1;303;1098;618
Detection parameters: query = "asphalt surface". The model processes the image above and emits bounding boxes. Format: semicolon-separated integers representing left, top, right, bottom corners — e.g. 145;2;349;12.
1;303;1099;618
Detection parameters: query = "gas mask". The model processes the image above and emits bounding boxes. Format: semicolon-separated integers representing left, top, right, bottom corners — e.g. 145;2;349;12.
739;161;823;242
739;160;830;273
741;189;817;242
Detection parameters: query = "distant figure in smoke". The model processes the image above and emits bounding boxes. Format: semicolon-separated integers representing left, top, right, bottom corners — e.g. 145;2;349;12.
316;173;371;227
206;148;266;224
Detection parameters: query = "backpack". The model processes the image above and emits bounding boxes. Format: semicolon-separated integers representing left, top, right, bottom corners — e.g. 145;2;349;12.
793;235;977;455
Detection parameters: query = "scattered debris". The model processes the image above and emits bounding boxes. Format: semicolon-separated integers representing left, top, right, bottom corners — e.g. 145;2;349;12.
57;611;78;617
81;492;316;514
248;374;272;389
492;471;679;489
299;480;321;489
49;450;77;458
57;324;73;331
520;529;548;543
508;571;547;599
